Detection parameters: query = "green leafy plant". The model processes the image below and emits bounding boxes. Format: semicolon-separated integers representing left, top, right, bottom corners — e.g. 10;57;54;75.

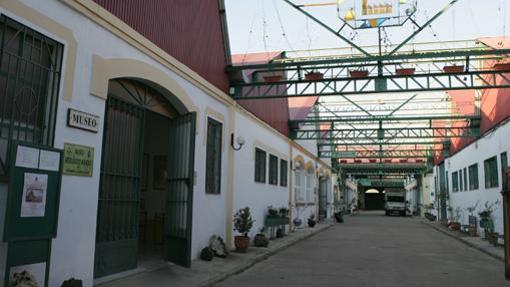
233;207;254;237
267;206;279;217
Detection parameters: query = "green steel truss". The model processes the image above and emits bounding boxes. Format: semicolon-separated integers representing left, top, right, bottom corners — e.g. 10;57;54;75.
319;149;442;159
293;126;478;141
339;163;428;174
229;46;510;99
291;115;481;125
358;180;405;188
231;68;510;99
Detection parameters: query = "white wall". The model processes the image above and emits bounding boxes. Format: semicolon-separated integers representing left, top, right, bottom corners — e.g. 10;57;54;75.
443;121;510;234
232;112;290;238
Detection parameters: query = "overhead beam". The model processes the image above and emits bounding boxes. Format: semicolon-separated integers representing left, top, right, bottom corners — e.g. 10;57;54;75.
292;115;480;124
319;149;441;159
292;126;479;140
231;69;510;99
318;140;449;147
227;48;510;72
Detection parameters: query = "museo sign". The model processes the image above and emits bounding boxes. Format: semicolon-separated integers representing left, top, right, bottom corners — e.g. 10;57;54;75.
67;108;99;133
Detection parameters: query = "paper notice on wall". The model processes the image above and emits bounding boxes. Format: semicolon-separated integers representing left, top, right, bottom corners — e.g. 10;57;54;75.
9;262;46;287
15;146;39;169
39;150;60;171
20;173;48;217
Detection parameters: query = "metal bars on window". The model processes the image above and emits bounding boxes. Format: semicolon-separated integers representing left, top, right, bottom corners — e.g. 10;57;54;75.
268;154;278;185
206;118;222;194
0;15;62;175
254;148;266;183
280;159;288;187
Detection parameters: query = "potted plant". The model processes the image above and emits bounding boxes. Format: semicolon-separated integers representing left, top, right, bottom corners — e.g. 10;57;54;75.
493;61;510;71
349;69;369;78
253;227;269;247
305;70;324;81
200;247;214;261
424;203;436;222
279;207;289;218
62;278;83;287
292;205;303;227
267;206;279;218
276;227;285;238
334;210;344;223
263;73;284;83
395;67;416;76
466;202;479;237
233;207;254;253
308;214;317;228
443;64;464;73
488;231;499;246
478;200;500;240
448;207;462;231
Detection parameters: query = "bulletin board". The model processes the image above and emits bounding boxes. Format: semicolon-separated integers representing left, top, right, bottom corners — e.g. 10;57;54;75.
3;143;63;242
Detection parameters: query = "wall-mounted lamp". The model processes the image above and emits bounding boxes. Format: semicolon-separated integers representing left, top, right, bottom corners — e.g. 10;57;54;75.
230;133;245;151
292;160;302;170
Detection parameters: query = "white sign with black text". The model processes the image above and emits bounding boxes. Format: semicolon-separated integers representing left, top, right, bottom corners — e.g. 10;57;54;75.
67;108;100;133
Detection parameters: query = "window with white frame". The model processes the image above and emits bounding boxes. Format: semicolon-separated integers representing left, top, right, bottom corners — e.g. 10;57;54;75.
295;168;306;203
306;168;315;203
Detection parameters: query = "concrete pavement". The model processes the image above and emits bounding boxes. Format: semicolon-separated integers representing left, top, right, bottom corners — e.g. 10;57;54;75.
95;223;334;287
215;211;509;287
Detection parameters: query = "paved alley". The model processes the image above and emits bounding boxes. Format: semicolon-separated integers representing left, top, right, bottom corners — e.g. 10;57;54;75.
215;211;509;287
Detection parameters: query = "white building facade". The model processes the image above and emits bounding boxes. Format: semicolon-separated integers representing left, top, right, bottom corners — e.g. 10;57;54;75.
0;1;333;286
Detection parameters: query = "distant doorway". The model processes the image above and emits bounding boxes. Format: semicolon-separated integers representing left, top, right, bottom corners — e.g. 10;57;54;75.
364;189;385;210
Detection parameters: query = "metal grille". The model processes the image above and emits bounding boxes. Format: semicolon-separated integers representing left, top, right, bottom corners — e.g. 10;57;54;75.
96;97;145;243
0;15;62;174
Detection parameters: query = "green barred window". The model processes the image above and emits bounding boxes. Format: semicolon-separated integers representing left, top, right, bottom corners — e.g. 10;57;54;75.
280;159;288;187
268;154;278;185
452;171;459;192
205;118;222;194
255;148;266;183
468;163;479;190
484;156;499;189
0;15;63;175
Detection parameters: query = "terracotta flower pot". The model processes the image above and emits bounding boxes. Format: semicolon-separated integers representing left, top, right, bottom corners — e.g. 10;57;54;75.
488;232;499;245
305;72;324;81
395;68;415;76
468;226;477;237
494;63;510;71
234;235;250;253
449;222;461;231
263;75;283;83
443;65;464;73
349;70;369;78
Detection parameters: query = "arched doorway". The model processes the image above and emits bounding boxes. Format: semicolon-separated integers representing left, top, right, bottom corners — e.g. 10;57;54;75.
364;188;385;210
94;78;196;278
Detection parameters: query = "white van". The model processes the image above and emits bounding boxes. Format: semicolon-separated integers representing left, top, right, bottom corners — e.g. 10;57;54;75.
385;189;406;216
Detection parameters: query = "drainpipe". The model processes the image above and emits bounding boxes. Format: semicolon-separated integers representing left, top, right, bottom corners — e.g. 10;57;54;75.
218;0;232;65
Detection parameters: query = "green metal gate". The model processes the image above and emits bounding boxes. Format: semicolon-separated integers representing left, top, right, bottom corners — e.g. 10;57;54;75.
319;179;328;220
439;163;448;221
165;112;196;267
94;97;145;278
